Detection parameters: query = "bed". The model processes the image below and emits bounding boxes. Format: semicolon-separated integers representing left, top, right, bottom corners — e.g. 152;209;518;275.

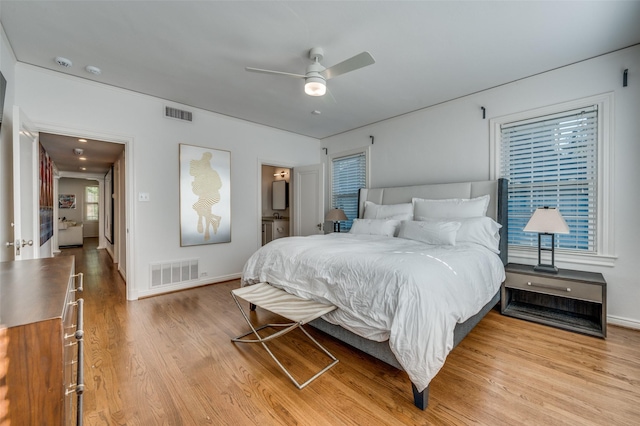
242;178;508;409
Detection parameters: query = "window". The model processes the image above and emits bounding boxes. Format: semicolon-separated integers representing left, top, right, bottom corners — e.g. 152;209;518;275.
501;106;597;251
85;186;99;221
491;93;614;265
330;149;368;231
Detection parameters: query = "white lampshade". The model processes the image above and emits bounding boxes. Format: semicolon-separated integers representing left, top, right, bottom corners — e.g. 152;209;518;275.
325;208;347;222
523;207;570;234
304;76;326;96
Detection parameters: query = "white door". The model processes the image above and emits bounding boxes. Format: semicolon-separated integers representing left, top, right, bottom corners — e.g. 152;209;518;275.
292;163;324;236
10;106;39;260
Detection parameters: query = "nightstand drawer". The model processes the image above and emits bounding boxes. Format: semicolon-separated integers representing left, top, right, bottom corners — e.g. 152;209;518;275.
505;272;602;303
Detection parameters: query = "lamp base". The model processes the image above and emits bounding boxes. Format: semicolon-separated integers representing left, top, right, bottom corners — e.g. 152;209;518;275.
533;264;559;274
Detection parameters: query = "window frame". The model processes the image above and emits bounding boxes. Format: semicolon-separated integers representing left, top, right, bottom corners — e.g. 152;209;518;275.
85;185;99;222
328;146;370;231
490;93;616;267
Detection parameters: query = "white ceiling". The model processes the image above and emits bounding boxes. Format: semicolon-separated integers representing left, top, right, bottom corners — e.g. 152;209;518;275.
39;133;124;175
2;1;640;147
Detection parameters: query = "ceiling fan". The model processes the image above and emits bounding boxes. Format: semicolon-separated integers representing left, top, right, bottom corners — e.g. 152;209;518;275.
245;47;375;97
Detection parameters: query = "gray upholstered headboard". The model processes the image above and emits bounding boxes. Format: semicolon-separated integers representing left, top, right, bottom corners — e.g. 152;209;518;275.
358;179;508;265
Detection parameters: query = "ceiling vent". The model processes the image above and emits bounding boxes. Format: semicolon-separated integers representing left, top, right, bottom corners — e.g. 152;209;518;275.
165;106;193;122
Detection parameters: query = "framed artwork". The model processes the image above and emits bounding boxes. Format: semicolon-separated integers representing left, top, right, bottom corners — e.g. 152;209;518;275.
40;143;53;244
59;194;76;209
179;144;231;246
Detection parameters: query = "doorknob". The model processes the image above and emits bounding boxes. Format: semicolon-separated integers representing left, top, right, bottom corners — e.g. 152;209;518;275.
8;239;20;256
6;239;33;255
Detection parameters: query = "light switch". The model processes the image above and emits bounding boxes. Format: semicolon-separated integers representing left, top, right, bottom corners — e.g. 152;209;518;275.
138;192;150;202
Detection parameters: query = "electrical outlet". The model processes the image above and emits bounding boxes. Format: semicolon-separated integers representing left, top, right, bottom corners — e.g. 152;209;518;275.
138;192;150;202
200;272;208;277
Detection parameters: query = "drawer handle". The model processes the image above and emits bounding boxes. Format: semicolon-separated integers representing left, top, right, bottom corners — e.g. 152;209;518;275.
65;338;84;395
75;299;84;340
77;387;84;426
65;298;85;339
77;338;84;395
71;273;84;293
527;281;571;292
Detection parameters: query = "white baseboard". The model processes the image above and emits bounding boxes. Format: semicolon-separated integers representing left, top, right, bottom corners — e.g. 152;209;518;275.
137;272;242;299
608;315;640;330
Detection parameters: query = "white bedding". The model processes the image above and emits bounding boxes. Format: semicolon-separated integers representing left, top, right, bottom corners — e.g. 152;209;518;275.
241;233;505;392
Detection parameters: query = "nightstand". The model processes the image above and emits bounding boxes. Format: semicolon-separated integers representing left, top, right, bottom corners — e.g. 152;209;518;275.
501;263;606;338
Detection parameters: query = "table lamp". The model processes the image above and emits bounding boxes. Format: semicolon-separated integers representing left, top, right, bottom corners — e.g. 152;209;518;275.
325;209;348;232
523;206;570;273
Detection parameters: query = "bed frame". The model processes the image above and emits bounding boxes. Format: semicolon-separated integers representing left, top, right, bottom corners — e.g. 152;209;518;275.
309;178;508;410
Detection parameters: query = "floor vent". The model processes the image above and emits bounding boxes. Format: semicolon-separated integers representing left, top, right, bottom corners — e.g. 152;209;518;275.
165;106;193;122
150;259;199;287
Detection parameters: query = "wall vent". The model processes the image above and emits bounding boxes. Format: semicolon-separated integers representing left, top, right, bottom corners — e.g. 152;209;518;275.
150;259;199;287
165;106;193;122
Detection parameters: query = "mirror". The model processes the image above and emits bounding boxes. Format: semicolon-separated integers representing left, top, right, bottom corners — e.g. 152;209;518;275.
272;181;288;210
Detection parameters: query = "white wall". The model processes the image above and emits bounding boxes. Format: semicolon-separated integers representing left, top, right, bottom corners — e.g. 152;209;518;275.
11;62;319;299
322;45;640;327
0;24;17;262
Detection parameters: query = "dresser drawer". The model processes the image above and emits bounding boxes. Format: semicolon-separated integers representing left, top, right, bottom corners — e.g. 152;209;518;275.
505;272;603;303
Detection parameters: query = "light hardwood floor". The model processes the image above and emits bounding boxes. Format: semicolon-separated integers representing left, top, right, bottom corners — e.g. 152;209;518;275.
59;239;640;425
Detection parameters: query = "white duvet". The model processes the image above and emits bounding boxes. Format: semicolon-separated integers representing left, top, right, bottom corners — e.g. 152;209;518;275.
241;233;505;392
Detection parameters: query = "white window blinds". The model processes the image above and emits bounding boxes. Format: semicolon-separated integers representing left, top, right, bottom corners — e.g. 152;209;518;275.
331;152;366;231
85;186;99;221
500;106;598;252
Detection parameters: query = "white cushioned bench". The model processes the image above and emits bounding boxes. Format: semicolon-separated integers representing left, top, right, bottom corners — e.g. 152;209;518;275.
231;282;339;389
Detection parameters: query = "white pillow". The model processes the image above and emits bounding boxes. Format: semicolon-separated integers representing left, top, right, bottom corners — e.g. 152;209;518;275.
412;195;490;219
416;216;502;253
363;201;413;221
349;219;400;237
397;220;461;246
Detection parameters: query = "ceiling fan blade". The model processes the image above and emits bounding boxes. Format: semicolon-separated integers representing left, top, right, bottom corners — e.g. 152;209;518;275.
245;67;306;79
321;51;375;80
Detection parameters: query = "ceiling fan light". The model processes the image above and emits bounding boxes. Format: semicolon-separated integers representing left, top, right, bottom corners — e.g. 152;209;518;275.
305;76;326;96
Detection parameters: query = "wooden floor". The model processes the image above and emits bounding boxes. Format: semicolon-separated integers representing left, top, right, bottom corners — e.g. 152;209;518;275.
59;239;640;425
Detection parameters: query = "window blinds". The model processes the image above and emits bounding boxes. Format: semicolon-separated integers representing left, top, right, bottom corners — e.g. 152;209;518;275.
85;186;99;221
332;152;366;231
500;106;598;252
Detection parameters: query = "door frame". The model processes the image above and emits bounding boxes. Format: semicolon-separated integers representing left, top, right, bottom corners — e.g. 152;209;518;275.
257;158;295;248
29;121;136;300
11;106;39;260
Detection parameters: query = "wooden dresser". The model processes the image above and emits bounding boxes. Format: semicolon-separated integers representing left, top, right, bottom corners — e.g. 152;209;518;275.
0;256;84;425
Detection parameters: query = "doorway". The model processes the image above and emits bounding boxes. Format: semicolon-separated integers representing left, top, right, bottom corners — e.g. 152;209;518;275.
260;164;291;246
38;131;128;281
